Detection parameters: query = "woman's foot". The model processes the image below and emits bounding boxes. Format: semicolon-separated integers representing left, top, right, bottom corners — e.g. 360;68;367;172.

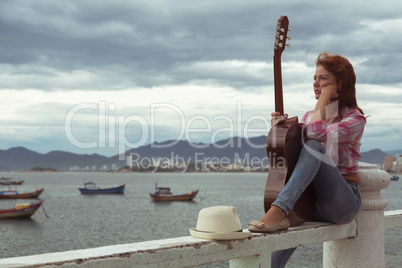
248;205;290;233
260;205;286;225
248;217;290;233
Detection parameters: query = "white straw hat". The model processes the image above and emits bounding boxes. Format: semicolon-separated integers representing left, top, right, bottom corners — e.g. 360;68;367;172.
189;206;252;240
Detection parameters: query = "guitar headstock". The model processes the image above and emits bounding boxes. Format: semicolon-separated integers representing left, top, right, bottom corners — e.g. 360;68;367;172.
274;16;291;55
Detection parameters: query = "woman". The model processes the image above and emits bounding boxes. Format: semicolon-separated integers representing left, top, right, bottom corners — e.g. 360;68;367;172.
248;52;366;267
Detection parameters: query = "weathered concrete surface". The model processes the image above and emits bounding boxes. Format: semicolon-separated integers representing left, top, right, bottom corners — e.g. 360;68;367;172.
0;222;356;268
385;210;402;230
323;162;391;268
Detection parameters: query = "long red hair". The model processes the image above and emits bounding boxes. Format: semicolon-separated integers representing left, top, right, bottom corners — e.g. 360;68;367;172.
316;52;364;116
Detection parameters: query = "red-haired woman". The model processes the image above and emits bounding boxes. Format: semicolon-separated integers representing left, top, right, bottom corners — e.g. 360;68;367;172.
248;52;366;267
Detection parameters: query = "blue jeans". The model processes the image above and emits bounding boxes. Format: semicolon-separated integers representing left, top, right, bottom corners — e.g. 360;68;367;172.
271;140;361;268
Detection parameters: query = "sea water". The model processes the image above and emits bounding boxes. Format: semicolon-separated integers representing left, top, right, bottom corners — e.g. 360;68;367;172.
0;172;401;267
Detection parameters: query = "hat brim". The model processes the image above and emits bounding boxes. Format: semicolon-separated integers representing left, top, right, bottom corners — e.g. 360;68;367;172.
189;228;252;240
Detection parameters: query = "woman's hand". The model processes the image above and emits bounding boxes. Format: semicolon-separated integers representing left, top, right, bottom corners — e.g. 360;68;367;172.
310;84;339;122
321;84;339;100
271;112;288;126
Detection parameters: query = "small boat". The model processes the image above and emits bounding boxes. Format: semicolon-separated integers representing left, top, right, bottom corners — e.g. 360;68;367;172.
149;183;198;201
0;188;44;199
390;175;399;181
0;200;44;219
78;182;125;194
0;177;24;185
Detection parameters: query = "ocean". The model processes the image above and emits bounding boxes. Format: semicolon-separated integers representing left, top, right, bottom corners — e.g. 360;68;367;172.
0;172;401;267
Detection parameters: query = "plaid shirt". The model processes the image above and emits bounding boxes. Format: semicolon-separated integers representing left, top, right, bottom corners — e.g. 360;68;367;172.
301;107;366;174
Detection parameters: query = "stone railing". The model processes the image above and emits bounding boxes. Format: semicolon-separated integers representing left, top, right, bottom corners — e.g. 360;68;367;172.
1;163;401;268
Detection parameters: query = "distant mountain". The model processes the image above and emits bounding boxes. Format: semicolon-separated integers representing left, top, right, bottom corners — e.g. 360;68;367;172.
360;149;390;166
384;150;402;158
0;147;113;172
115;136;268;164
0;136;269;172
0;137;400;172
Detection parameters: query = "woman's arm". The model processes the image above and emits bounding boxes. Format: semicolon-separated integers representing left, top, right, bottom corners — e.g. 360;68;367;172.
304;108;366;143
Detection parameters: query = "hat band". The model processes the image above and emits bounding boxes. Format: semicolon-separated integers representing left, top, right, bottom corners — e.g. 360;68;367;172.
195;229;243;233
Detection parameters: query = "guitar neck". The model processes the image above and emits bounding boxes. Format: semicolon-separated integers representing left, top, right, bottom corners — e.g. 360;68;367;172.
273;53;284;115
272;15;289;116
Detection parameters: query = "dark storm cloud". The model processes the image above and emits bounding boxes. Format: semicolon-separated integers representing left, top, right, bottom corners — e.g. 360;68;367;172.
1;0;401;92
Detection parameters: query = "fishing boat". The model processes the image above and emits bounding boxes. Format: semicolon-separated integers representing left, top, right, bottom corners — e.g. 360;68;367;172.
0;188;44;199
0;177;24;185
149;183;198;201
78;182;125;194
0;200;44;219
390;175;399;181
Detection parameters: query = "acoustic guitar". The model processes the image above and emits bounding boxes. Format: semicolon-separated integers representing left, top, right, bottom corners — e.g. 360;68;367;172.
263;16;315;227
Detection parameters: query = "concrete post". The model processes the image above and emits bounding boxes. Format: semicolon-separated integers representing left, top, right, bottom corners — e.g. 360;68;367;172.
323;162;390;268
230;253;271;268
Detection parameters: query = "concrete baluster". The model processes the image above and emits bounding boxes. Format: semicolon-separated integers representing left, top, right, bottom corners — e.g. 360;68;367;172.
323;163;390;267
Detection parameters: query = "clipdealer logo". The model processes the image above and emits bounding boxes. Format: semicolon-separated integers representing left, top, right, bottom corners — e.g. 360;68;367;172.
64;101;270;160
127;152;269;173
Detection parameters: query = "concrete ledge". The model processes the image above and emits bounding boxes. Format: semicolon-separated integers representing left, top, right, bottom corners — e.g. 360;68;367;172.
0;221;357;268
384;210;402;230
2;211;402;268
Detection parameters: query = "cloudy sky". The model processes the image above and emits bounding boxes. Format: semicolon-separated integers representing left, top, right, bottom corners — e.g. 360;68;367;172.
1;0;401;157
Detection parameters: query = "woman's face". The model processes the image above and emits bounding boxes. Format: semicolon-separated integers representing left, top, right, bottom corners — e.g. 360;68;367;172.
313;65;337;100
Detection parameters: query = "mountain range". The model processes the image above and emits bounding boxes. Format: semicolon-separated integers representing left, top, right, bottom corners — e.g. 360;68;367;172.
0;136;400;172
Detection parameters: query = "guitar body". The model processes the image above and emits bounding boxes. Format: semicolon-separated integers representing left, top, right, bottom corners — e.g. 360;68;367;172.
264;117;315;226
263;16;315;227
265;117;301;210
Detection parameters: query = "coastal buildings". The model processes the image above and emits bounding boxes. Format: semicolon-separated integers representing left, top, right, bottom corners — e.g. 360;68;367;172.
383;154;402;172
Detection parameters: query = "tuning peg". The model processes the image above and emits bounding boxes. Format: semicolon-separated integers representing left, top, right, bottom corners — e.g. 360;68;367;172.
287;36;292;40
288;29;293;32
286;44;290;48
